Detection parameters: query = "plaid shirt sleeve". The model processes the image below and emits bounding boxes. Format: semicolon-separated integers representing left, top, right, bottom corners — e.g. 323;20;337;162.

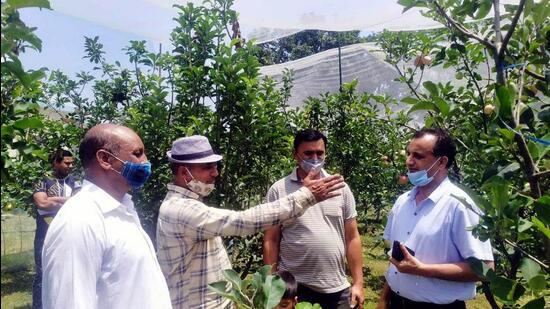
166;187;315;241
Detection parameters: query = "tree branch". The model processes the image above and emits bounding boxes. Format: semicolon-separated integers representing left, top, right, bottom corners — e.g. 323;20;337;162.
498;0;527;58
433;1;495;50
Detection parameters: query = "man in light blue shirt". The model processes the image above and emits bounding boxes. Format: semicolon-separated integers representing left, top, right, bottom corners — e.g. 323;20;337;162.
377;128;494;309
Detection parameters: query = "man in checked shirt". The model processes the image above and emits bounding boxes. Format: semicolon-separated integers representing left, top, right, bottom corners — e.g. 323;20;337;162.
156;135;345;309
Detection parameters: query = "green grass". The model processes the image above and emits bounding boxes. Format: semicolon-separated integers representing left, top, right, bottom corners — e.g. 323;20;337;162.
1;212;35;309
0;212;495;309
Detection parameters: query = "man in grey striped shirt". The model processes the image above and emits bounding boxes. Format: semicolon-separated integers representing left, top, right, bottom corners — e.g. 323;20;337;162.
263;129;365;309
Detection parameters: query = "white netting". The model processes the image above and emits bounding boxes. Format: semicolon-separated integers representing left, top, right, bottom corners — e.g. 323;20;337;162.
48;0;520;44
259;42;490;123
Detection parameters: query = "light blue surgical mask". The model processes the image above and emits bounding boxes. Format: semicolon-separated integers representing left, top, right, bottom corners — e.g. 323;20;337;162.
299;158;325;174
407;158;441;187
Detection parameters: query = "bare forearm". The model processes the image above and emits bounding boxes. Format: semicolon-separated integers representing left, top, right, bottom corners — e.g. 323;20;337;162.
346;236;364;286
263;242;279;266
34;196;66;211
417;262;483;282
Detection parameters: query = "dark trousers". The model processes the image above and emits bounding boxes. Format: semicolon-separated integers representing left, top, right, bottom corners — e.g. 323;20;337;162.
297;284;351;309
32;215;49;309
389;289;466;309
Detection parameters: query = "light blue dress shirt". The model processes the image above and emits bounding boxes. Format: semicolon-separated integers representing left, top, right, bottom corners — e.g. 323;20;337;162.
383;177;493;304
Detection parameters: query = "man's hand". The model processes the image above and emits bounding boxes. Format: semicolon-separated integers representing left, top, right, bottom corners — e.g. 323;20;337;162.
389;243;424;275
302;170;344;202
350;283;365;309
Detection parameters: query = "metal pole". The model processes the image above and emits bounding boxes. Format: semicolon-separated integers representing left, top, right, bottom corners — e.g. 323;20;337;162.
338;33;342;92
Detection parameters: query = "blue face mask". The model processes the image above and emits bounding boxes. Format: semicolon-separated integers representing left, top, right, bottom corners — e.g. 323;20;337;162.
407;158;441;187
104;151;152;188
299;158;325;174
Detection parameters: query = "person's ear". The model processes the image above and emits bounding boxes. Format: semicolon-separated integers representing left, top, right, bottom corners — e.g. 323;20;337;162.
440;156;449;169
293;150;300;162
180;165;192;181
96;150;113;171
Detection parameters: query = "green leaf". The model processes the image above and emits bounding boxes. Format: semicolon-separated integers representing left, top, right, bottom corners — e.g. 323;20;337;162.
1;41;14;56
1;125;14;137
6;0;51;10
495;84;513;119
475;0;492;19
466;256;492;278
520;258;541;281
401;97;419;105
13;117;43;129
408;101;436;114
532;217;550;239
221;269;242;288
483;177;509;216
521;297;545;309
518;218;533;232
433;97;450;116
527;275;546;291
263;276;286;309
423;81;439;97
2;59;31;88
491;276;525;303
208;281;230;295
534;196;550;226
497;128;516;141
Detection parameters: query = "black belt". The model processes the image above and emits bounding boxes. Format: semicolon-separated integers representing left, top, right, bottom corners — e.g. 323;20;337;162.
389;290;465;309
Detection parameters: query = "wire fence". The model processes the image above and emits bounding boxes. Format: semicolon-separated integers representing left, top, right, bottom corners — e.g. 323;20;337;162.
1;213;36;256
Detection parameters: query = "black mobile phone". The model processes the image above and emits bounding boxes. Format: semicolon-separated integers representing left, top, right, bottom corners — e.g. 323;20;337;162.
392;240;415;261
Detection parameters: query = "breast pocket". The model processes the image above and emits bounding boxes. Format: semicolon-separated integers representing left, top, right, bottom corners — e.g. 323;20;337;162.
322;199;343;218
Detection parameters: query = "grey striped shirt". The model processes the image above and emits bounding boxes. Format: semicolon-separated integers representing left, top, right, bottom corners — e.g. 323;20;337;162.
267;168;357;293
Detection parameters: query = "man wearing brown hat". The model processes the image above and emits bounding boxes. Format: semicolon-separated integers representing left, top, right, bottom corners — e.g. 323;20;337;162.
156;135;345;309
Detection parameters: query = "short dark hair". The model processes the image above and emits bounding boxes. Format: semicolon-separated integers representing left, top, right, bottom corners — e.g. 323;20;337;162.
50;149;73;164
276;270;297;299
413;128;457;169
170;162;184;175
293;129;327;151
79;130;120;168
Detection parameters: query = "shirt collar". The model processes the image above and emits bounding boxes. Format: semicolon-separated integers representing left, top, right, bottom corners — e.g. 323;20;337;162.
167;183;201;200
81;180;134;213
290;166;329;183
407;177;451;205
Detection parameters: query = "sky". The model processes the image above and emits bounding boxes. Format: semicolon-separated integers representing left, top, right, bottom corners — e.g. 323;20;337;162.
17;0;454;79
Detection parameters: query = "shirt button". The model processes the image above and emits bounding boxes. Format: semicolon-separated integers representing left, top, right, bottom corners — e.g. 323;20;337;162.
396;291;400;294
394;271;398;274
407;232;410;235
414;212;417;216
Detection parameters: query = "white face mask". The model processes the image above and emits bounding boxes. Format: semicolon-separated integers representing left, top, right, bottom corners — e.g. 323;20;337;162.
184;167;215;197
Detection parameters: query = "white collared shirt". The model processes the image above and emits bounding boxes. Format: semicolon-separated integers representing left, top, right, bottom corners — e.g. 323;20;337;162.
42;180;172;309
383;177;493;304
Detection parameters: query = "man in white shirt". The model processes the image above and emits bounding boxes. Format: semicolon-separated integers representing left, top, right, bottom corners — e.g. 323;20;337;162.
377;128;494;309
41;124;172;309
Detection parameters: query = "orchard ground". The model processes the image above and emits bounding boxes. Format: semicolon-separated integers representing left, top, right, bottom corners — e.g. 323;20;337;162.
1;210;492;309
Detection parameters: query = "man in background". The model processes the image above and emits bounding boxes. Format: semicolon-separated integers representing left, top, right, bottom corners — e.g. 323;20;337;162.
32;148;79;309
